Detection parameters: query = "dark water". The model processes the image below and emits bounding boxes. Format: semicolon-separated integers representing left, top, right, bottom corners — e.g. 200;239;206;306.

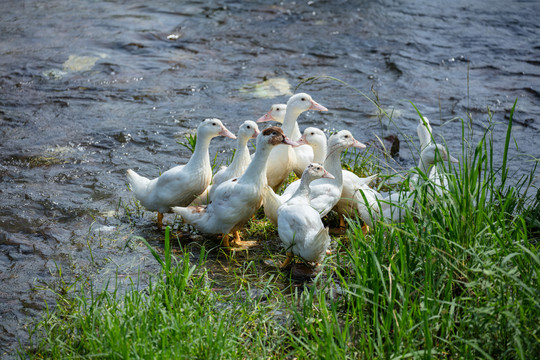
1;0;539;356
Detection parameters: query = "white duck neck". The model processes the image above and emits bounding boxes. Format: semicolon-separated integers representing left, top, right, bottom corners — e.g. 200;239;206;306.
238;141;273;187
228;137;251;172
290;174;313;201
324;145;344;184
185;133;212;170
291;123;302;141
311;142;327;164
281;108;302;138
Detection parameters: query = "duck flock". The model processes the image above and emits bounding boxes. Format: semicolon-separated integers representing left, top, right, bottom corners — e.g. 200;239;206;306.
126;93;458;267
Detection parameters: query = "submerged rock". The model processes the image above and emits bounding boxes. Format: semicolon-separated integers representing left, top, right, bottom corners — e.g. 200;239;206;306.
239;77;292;98
63;54;106;72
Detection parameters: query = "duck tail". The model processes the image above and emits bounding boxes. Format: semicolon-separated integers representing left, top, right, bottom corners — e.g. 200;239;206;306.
313;227;331;263
361;173;379;186
126;169;150;198
261;185;282;226
172;205;207;225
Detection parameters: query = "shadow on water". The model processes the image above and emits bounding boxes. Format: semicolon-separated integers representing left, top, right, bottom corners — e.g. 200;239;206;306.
1;0;539;356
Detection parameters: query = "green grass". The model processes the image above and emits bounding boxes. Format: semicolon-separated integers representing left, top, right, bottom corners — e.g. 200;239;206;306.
22;101;539;359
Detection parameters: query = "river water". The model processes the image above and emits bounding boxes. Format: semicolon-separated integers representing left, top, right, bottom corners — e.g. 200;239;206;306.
1;0;538;356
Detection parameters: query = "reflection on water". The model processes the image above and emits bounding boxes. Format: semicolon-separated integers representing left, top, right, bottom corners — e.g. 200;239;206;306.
0;0;539;356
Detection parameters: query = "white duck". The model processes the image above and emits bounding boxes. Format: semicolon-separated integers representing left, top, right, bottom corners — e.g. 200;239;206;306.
277;163;334;268
257;103;317;177
256;103;291;133
262;127;326;225
172;127;298;248
263;130;366;223
192;120;260;205
126;119;236;229
334;172;381;229
381;143;458;223
262;93;327;191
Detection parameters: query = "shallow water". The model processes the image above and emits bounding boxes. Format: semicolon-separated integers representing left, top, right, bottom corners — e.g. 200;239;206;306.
1;0;539;356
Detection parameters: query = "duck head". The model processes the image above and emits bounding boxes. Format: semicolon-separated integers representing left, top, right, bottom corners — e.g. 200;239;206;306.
286;93;328;115
238;120;260;141
198;118;236;139
304;163;335;181
257;104;287;123
327;130;365;152
258;126;299;148
296;127;327;148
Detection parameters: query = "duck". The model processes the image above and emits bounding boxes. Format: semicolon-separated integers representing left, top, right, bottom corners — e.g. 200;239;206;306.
263;130;366;223
257;103;322;178
126;118;236;229
256;103;291;133
263;93;327;191
381;142;458;223
334;172;381;230
277;163;334;268
192;120;260;205
262;127;327;225
295;128;380;230
172;127;298;248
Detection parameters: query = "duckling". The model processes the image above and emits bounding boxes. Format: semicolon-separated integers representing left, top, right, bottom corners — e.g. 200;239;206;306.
126;118;235;229
172;127;298;248
277;163;334;268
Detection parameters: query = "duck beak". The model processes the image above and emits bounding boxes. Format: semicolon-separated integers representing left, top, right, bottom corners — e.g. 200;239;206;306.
352;139;366;149
256;111;273;123
251;129;260;139
282;136;300;146
322;169;335;179
309;99;328;112
295;135;308;146
219;126;236;139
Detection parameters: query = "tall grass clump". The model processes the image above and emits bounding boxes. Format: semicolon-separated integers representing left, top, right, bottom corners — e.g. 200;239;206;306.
283;100;539;358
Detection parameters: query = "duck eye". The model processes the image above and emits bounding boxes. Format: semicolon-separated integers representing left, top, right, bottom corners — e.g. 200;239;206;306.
272;132;277;136
247;125;251;129
212;122;217;126
301;98;306;101
310;132;314;135
344;135;349;138
276;107;280;111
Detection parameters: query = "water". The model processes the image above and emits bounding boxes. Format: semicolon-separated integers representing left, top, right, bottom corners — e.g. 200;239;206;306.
0;0;538;355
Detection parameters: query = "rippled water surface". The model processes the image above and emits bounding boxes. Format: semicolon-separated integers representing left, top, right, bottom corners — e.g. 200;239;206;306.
1;0;539;355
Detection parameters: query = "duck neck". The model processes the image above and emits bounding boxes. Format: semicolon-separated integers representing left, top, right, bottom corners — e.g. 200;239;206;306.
228;138;250;172
291;123;302;141
291;175;312;201
282;109;302;138
238;143;273;187
186;134;212;171
311;142;327;164
324;146;344;184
